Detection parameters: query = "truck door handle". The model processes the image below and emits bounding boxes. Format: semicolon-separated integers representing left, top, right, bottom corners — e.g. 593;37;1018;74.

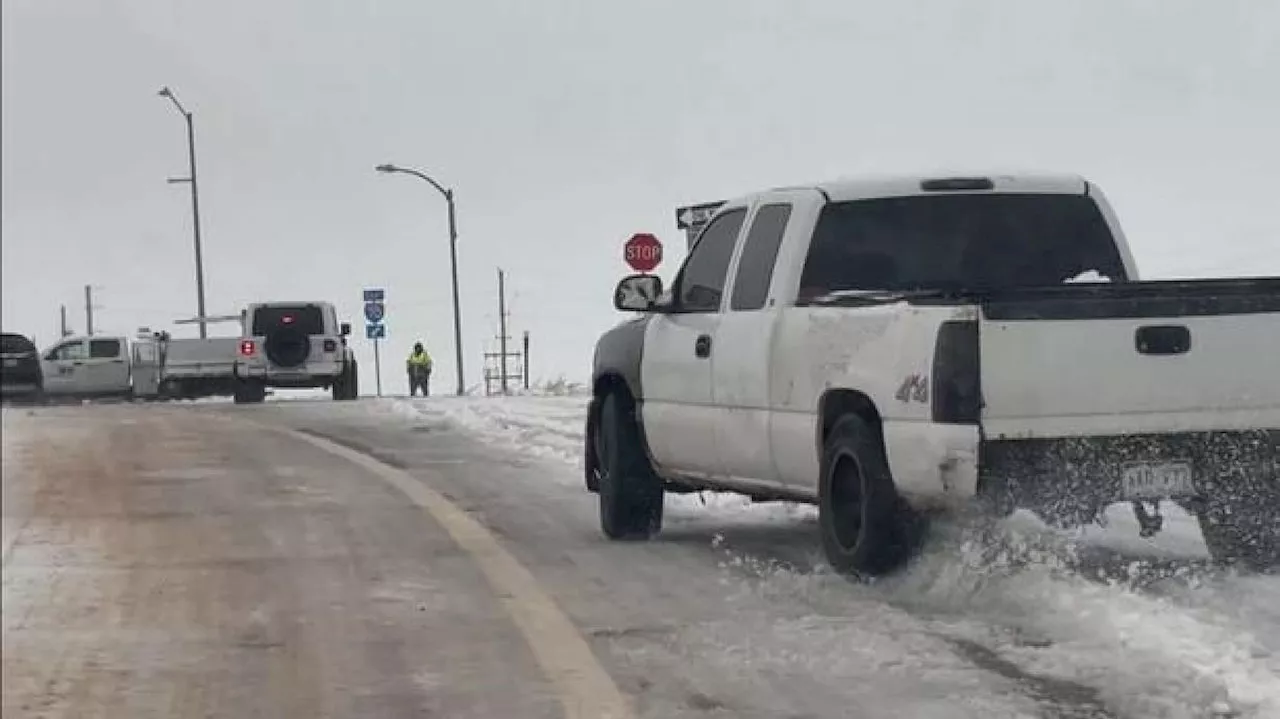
695;334;712;358
72;361;84;366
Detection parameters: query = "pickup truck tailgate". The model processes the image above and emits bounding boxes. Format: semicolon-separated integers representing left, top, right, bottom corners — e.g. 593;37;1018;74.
978;279;1280;439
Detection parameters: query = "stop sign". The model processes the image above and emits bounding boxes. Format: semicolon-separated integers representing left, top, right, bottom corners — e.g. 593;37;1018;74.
624;233;663;273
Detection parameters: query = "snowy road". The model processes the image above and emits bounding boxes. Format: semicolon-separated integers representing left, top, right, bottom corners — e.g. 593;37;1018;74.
3;397;1278;718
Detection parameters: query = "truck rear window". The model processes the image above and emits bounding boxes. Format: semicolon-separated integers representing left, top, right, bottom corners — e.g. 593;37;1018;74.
251;306;326;336
798;194;1128;298
89;339;122;358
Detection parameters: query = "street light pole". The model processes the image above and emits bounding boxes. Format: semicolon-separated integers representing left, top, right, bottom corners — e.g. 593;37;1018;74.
376;163;466;396
445;189;465;397
158;86;209;339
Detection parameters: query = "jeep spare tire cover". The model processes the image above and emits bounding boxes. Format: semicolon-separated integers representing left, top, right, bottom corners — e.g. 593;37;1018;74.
264;327;311;368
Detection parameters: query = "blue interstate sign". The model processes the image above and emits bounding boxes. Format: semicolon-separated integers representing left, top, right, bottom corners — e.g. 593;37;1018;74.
363;301;386;323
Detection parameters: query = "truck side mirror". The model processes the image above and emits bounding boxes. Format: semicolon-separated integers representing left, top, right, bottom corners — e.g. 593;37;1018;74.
614;274;664;312
340;322;352;336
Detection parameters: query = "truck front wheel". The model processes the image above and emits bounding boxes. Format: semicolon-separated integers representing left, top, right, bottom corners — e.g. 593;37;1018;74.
595;391;663;540
819;415;916;578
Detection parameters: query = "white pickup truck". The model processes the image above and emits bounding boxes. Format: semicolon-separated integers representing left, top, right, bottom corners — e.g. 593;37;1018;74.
585;173;1280;575
39;335;134;399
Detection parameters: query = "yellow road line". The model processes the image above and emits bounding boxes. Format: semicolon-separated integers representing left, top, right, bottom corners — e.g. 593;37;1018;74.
284;428;635;719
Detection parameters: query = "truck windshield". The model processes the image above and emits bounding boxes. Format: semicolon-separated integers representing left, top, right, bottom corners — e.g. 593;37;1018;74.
251;305;326;335
798;194;1129;298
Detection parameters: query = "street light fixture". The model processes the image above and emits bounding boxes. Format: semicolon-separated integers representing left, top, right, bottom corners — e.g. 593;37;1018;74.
157;85;209;339
376;163;465;396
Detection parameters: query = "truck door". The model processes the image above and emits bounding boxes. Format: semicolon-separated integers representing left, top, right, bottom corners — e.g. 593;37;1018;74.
132;341;161;397
41;339;89;395
639;206;747;477
84;337;130;394
711;199;798;483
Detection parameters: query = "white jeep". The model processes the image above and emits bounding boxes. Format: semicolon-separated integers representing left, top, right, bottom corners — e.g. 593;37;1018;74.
586;173;1280;575
233;301;358;403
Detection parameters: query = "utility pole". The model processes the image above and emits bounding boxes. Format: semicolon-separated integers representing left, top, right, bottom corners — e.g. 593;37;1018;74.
84;285;94;336
158;86;209;339
497;268;509;395
60;305;70;338
481;276;524;397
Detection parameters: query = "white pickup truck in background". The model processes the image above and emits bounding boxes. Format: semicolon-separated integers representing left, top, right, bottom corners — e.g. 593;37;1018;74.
40;334;134;399
38;320;244;403
587;173;1280;576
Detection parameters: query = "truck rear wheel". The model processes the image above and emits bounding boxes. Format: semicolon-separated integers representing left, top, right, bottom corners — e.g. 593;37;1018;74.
819;415;915;578
1196;480;1280;570
233;380;265;405
595;391;663;540
332;360;358;401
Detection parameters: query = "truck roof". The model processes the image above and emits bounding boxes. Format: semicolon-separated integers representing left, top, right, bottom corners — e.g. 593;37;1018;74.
750;171;1089;205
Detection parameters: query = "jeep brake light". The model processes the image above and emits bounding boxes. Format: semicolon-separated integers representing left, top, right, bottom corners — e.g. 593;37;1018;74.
282;315;295;324
239;340;257;357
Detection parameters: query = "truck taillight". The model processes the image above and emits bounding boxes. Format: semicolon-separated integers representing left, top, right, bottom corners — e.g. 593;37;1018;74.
239;340;257;357
931;320;981;424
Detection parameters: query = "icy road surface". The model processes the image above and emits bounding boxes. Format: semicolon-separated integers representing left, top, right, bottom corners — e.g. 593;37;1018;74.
344;394;1280;718
3;396;1278;718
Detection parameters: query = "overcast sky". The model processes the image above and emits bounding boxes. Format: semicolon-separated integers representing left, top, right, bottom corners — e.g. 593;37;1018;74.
4;0;1278;393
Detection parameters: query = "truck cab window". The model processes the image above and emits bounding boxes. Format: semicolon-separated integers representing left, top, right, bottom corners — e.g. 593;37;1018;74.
675;208;747;313
798;194;1128;299
730;204;792;311
90;339;122;359
46;341;86;361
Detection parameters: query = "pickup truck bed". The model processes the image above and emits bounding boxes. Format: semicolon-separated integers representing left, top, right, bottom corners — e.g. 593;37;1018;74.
968;278;1280;558
159;338;241;399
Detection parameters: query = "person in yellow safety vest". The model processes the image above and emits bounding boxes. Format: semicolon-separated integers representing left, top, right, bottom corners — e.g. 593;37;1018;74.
406;341;433;397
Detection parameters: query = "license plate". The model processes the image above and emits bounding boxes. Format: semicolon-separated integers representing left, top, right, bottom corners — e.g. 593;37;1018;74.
1121;462;1194;500
2;359;16;367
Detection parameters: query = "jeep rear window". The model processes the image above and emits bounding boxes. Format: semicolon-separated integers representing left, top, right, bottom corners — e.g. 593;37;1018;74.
251;306;326;335
798;194;1129;299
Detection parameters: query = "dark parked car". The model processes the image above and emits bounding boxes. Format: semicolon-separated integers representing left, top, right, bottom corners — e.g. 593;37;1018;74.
1;332;44;401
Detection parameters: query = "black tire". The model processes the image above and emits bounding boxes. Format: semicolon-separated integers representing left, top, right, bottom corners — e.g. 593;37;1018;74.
332;360;358;401
595;392;663;540
1196;480;1280;571
233;380;265;405
264;328;311;368
346;360;359;399
818;414;915;578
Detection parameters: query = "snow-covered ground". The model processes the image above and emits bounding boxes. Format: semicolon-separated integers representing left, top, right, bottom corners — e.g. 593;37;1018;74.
366;393;1280;718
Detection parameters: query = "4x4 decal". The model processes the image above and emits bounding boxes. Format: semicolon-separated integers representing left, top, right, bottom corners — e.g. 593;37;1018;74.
894;373;929;404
